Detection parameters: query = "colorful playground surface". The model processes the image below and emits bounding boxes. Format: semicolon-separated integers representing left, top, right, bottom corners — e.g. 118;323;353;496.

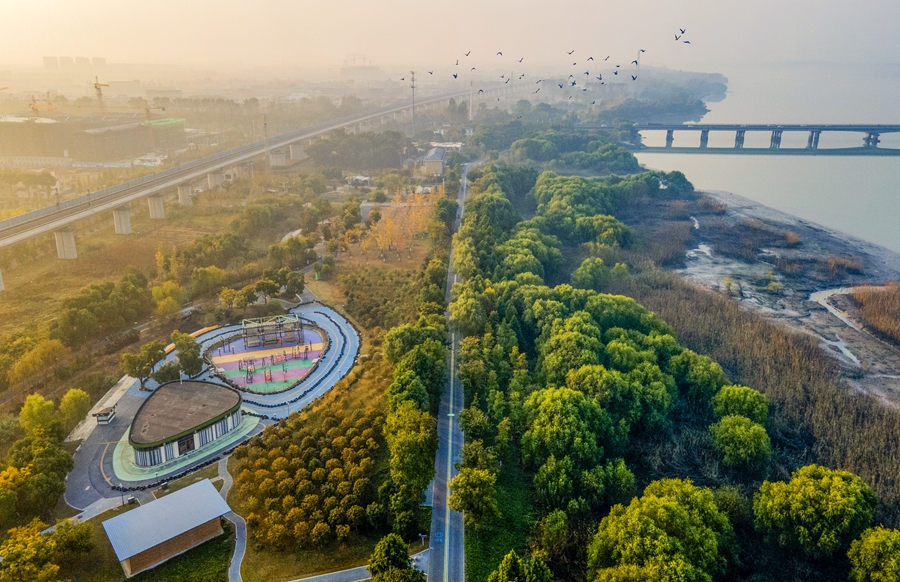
209;328;325;394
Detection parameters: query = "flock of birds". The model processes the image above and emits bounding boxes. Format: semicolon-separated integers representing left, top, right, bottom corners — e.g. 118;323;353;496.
395;28;693;104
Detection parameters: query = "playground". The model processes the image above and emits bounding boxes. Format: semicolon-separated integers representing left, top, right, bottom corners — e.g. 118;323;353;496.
209;315;326;394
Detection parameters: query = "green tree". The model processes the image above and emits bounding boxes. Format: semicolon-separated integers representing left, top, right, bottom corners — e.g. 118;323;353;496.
572;257;610;290
190;265;227;296
711;385;768;425
171;330;203;377
18;395;57;436
0;518;60;582
487;550;555;582
754;464;877;558
151;280;186;318
848;526;900;582
587;479;734;582
255;279;280;303
368;533;411;578
120;341;166;388
59;389;91;432
53;518;95;556
384;402;437;505
667;350;728;403
709;415;771;470
448;467;500;528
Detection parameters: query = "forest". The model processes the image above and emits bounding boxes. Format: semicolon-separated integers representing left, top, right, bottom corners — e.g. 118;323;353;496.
444;162;900;582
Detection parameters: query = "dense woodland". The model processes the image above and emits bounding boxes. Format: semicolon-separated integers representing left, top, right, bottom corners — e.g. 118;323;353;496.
443;157;900;582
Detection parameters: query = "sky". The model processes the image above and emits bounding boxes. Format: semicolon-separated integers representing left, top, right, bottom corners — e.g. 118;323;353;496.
1;0;898;74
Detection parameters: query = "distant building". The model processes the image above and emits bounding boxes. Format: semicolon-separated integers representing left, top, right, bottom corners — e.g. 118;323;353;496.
75;57;90;68
102;479;231;577
43;56;59;70
422;147;446;176
92;57;107;67
349;175;371;187
58;57;74;69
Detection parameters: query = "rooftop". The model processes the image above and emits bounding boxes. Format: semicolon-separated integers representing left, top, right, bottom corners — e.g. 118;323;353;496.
423;147;446;162
129;381;241;446
102;479;230;561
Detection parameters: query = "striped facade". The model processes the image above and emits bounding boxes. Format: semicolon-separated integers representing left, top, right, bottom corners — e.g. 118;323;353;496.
133;409;242;468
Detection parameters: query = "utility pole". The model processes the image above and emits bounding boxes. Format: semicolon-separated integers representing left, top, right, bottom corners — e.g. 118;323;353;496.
410;71;416;136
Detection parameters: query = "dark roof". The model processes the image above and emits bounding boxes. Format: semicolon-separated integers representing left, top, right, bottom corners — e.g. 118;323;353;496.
103;479;230;561
424;147;446;162
129;381;240;447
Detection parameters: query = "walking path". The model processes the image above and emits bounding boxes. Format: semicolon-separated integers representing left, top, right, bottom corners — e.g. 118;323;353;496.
218;457;246;582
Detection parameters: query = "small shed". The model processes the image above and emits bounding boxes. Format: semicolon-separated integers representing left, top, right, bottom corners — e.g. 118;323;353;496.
102;479;230;577
93;404;116;425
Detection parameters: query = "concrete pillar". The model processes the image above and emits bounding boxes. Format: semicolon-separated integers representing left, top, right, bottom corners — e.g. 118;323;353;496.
665;129;674;148
289;144;305;160
148;194;165;220
700;130;709;149
734;130;745;149
113;204;132;234
177;183;193;207
207;171;225;189
864;132;880;148
770;130;783;149
0;268;5;292
55;227;77;259
269;149;287;166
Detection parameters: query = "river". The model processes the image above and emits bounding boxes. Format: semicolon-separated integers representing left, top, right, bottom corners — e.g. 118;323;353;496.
636;63;900;253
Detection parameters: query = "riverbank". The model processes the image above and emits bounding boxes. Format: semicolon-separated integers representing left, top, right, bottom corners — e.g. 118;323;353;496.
667;188;900;404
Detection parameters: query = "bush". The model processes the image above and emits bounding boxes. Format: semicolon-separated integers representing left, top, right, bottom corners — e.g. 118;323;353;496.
709;415;771;470
711;385;769;424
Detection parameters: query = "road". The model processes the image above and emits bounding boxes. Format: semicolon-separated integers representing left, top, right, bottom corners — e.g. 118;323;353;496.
428;163;473;582
0;90;471;250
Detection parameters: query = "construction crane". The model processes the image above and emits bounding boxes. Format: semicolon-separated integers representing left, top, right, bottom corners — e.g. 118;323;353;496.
94;76;109;112
29;95;56;118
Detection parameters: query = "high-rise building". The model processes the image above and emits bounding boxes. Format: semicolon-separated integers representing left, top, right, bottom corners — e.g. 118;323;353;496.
43;56;59;69
58;56;74;69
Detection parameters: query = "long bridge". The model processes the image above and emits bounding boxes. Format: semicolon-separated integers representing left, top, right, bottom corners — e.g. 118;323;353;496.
575;123;900;155
0;85;524;291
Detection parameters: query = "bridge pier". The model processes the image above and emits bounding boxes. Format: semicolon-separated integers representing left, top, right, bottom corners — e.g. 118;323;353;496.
113;204;132;234
864;132;881;148
770;130;783;149
700;130;709;149
807;130;821;149
0;268;5;292
177;183;193;207
734;130;746;149
232;163;254;179
208;170;225;190
269;149;287;166
289;144;305;161
665;130;674;148
55;227;77;260
148;194;165;220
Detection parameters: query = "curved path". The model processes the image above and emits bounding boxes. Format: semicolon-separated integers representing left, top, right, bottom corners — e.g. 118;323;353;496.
64;303;359;510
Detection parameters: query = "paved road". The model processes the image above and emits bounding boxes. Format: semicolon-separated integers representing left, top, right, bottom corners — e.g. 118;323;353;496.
219;458;246;582
287;549;429;582
428;163;474;582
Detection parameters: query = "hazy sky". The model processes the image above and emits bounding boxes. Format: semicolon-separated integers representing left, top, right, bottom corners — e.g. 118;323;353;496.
1;0;898;72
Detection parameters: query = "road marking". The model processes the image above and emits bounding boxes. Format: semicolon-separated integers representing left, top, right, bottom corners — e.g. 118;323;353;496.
100;443;113;486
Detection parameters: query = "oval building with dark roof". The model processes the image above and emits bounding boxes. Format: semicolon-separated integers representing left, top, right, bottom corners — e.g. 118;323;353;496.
130;381;243;467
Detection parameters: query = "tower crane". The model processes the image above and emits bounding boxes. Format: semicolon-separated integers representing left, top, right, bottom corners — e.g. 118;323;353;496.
29;95;56;118
94;76;109;112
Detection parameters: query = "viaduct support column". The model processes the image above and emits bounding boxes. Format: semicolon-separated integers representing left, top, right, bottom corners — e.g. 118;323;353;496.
177;183;193;207
864;132;880;148
269;149;287;167
665;130;674;148
208;170;225;190
734;130;745;149
807;131;821;149
770;130;783;149
113;204;132;234
148;194;165;220
700;130;709;149
55;227;77;260
289;144;305;161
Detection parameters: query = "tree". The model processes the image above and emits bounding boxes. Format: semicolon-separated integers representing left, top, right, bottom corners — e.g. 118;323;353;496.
59;389;91;432
709;415;771;470
120;341;166;388
848;526;900;582
711;385;768;425
19;394;58;436
0;518;60;582
171;330;203;377
667;350;728;403
8;340;69;386
587;479;733;582
53;518;95;556
385;402;437;504
449;467;500;528
255;279;280;303
285;271;305;298
368;533;411;578
151;280;186;318
754;464;877;558
487;550;555;582
376;568;426;582
572;257;610;290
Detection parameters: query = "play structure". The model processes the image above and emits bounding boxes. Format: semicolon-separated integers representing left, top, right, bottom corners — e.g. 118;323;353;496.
209;316;326;394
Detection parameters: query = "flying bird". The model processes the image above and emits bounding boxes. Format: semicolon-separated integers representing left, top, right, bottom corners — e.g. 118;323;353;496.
478;89;484;93
632;60;639;65
568;74;574;78
582;88;587;91
572;62;577;66
570;80;577;86
680;28;686;34
596;75;602;80
684;40;691;44
471;67;476;71
456;59;459;65
518;57;524;62
497;51;503;56
516;115;523;119
428;71;433;75
616;64;620;67
505;79;510;84
400;77;405;80
587;56;594;61
675;34;682;40
567;49;575;55
534;88;540;93
591;101;596;104
557;83;564;88
465;51;471;56
640;49;646;53
452;74;458;79
632;75;638;80
613;71;618;75
500;75;505;78
604;56;610;61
